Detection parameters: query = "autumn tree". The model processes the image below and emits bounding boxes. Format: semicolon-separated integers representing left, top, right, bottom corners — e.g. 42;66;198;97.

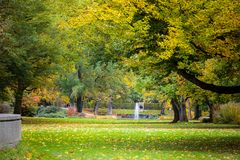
66;0;240;94
129;0;240;94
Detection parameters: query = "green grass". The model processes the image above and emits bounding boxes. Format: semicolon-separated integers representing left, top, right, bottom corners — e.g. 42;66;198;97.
0;117;240;160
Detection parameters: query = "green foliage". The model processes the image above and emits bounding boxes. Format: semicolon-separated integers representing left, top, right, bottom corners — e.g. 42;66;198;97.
57;73;80;98
44;106;58;114
21;106;38;117
1;0;240;118
214;102;240;124
1;0;60;87
128;88;143;102
0;0;63;114
36;106;66;118
37;112;66;118
69;0;240;94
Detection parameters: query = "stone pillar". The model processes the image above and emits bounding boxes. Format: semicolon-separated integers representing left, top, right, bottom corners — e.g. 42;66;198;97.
0;114;21;149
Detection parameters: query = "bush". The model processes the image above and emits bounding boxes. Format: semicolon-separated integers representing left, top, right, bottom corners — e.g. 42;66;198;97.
36;105;45;115
0;103;11;113
66;107;77;117
21;95;39;116
36;106;66;118
213;102;240;125
22;105;38;117
44;106;58;114
37;112;66;118
201;117;211;123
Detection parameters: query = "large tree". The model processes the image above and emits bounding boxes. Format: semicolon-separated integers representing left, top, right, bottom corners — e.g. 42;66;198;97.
0;0;61;114
129;0;240;94
64;0;240;94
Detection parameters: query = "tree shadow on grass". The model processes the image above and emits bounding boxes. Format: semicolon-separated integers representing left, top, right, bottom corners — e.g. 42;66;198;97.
102;136;240;154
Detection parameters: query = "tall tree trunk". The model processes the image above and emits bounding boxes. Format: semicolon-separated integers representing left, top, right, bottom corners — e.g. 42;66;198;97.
179;96;188;122
93;99;101;115
70;97;75;107
209;105;213;122
194;104;201;120
205;97;213;122
187;99;192;120
14;84;25;114
76;96;83;113
107;95;113;115
76;66;83;113
180;103;188;122
171;98;179;123
160;100;166;115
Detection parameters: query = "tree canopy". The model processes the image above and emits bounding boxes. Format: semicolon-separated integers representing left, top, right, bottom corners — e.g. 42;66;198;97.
0;0;239;115
61;0;240;94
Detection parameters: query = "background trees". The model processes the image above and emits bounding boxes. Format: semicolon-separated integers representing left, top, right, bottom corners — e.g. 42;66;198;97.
70;0;240;94
1;0;239;120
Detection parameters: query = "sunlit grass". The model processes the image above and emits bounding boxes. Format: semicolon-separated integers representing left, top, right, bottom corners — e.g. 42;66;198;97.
0;117;239;160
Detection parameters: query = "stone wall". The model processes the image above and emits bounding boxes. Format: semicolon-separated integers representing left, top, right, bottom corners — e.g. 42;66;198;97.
0;114;21;149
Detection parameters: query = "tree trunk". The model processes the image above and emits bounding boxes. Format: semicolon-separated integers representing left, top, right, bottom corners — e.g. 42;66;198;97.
171;98;179;123
205;97;213;122
70;97;75;107
187;99;192;120
107;95;113;115
179;96;188;122
76;66;83;113
76;96;83;113
194;105;201;120
14;85;25;114
209;105;213;122
179;103;188;122
160;100;166;115
93;99;101;115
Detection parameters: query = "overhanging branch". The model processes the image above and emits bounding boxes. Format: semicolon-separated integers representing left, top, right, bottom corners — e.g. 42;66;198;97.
177;69;240;94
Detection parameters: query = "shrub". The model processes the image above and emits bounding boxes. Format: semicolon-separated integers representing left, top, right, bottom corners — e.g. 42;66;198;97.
66;107;77;117
213;102;240;125
201;117;211;123
0;103;11;113
38;112;66;118
22;105;38;117
36;105;45;115
44;106;58;114
20;95;40;117
36;106;66;118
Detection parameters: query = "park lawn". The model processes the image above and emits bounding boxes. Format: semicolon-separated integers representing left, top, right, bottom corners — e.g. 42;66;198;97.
0;118;240;160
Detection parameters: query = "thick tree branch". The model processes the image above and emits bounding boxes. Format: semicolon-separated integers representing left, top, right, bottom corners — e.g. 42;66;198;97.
177;69;240;94
189;41;226;58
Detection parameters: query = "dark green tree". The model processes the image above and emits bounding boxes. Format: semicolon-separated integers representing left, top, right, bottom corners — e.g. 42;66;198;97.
0;0;61;114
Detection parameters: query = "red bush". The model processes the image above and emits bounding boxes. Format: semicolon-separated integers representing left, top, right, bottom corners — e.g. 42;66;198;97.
67;107;77;117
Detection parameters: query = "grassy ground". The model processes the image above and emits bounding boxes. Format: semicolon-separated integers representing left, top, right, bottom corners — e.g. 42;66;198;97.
0;117;240;160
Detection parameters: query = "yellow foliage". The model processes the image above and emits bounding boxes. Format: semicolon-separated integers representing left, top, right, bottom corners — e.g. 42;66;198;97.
143;91;155;97
25;152;32;160
123;72;136;88
60;96;70;104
